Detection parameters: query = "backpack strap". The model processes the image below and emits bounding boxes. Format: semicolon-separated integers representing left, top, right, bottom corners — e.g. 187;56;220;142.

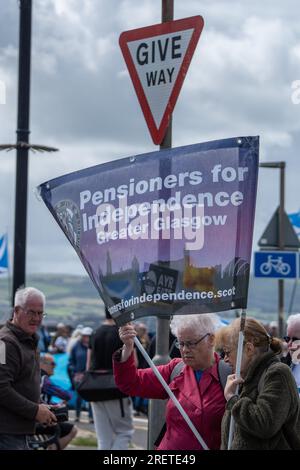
170;359;231;389
217;359;232;389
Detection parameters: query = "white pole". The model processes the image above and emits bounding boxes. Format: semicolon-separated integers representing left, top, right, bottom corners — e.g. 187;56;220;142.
133;336;209;450
227;309;246;450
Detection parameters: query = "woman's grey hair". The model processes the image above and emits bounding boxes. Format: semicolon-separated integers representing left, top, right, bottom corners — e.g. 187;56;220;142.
170;313;221;338
286;313;300;329
14;287;46;309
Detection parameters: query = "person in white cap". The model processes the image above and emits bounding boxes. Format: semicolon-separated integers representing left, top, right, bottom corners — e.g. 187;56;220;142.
49;323;69;354
68;326;93;422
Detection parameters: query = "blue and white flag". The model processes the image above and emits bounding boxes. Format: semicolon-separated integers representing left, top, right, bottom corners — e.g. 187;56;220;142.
0;233;8;273
288;211;300;238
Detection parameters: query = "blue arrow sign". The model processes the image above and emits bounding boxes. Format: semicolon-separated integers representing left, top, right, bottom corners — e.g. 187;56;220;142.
254;251;298;279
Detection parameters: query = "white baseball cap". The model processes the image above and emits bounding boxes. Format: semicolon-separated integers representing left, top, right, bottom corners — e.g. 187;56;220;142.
81;326;93;336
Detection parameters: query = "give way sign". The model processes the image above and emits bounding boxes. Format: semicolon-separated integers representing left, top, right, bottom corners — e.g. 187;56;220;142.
119;16;204;145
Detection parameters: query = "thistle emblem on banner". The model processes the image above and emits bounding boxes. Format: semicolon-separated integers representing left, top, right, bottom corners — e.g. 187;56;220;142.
54;200;82;251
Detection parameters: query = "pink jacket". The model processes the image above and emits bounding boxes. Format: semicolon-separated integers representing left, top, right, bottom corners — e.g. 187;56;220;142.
113;352;226;450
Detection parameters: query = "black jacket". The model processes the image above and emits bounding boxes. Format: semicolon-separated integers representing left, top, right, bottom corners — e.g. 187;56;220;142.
0;322;40;434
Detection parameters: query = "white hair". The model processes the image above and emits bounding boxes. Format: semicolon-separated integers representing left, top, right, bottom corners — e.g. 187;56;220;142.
14;287;45;309
170;313;221;338
286;313;300;329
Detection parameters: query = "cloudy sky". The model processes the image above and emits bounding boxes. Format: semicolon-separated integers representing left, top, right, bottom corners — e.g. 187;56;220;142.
0;0;300;277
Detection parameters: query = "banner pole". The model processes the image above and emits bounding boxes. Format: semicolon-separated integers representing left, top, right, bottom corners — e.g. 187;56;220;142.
134;336;209;450
227;308;246;450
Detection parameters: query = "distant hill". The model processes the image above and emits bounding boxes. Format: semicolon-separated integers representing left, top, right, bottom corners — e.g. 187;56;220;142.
1;273;299;329
0;274;105;328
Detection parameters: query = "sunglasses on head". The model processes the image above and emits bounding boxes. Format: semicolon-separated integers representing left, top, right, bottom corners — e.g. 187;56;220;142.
283;336;300;343
220;349;232;359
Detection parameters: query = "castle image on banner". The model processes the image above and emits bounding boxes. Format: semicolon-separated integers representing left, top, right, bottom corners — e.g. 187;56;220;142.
95;247;250;316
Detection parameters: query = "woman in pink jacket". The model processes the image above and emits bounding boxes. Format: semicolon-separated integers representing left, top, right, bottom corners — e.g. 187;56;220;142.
113;313;228;450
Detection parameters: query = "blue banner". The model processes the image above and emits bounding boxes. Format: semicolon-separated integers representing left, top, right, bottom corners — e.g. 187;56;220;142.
39;137;259;325
0;233;8;273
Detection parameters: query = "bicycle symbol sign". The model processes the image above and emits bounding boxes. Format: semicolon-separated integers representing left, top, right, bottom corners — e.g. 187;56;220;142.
255;251;298;279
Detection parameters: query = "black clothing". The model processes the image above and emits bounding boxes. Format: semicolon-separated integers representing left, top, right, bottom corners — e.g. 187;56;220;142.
148;331;181;359
0;434;31;450
89;323;123;370
0;322;40;435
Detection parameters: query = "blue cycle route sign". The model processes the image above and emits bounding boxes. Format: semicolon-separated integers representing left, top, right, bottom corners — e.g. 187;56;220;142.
254;251;298;279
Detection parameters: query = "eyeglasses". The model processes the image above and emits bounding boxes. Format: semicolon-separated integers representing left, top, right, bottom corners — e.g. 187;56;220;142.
283;336;299;343
175;333;210;349
220;349;232;359
19;307;46;319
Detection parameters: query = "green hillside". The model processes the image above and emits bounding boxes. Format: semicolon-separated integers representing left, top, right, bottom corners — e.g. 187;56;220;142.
0;274;105;328
1;273;299;329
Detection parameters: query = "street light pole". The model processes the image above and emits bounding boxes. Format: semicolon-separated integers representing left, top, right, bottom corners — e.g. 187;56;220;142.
0;1;58;304
12;0;32;299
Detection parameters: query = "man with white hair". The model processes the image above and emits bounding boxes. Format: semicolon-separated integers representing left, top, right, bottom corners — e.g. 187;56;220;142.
285;313;300;395
0;287;56;450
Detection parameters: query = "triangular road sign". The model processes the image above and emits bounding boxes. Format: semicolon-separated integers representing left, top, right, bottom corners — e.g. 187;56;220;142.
119;16;204;145
258;206;300;250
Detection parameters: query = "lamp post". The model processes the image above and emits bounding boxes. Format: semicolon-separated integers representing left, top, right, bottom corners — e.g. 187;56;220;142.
0;0;58;304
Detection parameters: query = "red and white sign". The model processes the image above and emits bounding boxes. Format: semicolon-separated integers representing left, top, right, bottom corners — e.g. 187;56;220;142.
119;16;204;145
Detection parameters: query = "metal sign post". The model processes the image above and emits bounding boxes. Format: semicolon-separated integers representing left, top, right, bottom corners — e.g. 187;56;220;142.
147;0;174;451
279;163;286;338
258;162;293;338
119;0;204;449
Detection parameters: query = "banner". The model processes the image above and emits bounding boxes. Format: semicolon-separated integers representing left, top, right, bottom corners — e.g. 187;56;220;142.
39;136;259;325
0;233;8;274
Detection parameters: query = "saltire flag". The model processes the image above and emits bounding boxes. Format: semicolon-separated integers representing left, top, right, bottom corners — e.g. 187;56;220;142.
0;233;8;274
288;211;300;238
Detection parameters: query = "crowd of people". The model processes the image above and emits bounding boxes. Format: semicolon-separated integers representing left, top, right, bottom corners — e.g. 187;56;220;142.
0;285;300;450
